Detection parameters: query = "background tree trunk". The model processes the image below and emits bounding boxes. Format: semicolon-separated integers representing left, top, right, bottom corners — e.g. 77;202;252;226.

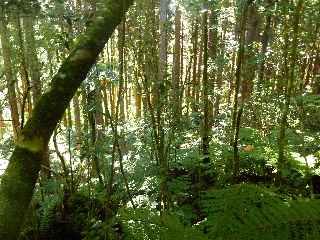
0;17;20;140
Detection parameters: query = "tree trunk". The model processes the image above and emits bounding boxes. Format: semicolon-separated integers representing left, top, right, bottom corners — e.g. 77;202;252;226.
201;8;210;164
231;0;251;179
278;0;303;175
191;19;199;113
118;19;126;121
14;13;32;127
172;6;182;123
23;15;42;106
0;17;20;140
0;1;133;238
73;92;82;145
158;0;169;214
0;108;4;140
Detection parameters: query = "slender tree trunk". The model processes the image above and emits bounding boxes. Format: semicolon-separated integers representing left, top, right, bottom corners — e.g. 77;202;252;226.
231;0;252;179
201;8;210;164
118;18;126;120
158;0;170;214
23;15;42;106
208;7;218;123
278;0;303;175
258;14;272;87
14;13;32;127
191;20;199;113
172;6;182;123
73;92;82;145
88;90;104;186
196;27;203;112
135;80;142;118
0;108;4;140
0;17;20;140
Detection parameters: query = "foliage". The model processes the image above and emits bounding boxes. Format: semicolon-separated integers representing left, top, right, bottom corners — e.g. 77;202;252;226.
296;95;320;131
199;184;320;240
119;207;208;240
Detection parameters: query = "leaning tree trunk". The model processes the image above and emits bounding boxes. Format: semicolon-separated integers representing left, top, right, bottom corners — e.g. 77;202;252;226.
0;1;133;239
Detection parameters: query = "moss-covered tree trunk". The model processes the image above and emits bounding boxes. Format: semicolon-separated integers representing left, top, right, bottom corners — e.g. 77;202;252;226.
0;1;133;239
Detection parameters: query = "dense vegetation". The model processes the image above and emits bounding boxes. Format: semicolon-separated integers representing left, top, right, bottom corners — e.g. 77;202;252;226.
0;0;319;239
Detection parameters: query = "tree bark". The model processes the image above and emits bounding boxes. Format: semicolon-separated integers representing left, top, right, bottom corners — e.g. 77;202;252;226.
201;8;210;164
0;17;20;140
191;19;199;113
0;1;133;238
231;0;252;179
278;0;303;175
172;6;181;123
118;18;126;120
158;0;170;214
23;15;42;106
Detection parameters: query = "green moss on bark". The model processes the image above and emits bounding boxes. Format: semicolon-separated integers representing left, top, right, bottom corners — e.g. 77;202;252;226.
0;0;134;239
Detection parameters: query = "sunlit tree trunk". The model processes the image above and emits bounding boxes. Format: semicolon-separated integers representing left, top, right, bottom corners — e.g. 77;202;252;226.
0;17;20;140
278;0;303;175
172;6;182;123
118;18;126;120
23;15;41;106
258;14;272;87
14;13;32;126
158;0;170;214
0;108;4;140
88;90;104;186
191;19;199;113
230;0;252;179
134;78;142;118
201;7;210;164
73;91;82;145
208;7;218;122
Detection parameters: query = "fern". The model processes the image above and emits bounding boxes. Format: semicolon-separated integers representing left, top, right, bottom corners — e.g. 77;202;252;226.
199;184;320;240
37;180;64;238
119;207;208;240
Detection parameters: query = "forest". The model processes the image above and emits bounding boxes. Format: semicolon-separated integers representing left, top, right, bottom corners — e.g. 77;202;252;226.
0;0;319;239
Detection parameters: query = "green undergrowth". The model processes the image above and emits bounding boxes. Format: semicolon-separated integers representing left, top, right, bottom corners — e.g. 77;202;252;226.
199;184;320;240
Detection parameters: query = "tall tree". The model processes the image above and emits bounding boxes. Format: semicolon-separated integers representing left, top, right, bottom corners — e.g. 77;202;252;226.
278;0;303;175
158;0;170;213
172;5;182;123
118;18;126;120
23;14;41;106
191;18;199;113
0;15;20;140
0;1;133;238
201;5;210;164
230;0;252;179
